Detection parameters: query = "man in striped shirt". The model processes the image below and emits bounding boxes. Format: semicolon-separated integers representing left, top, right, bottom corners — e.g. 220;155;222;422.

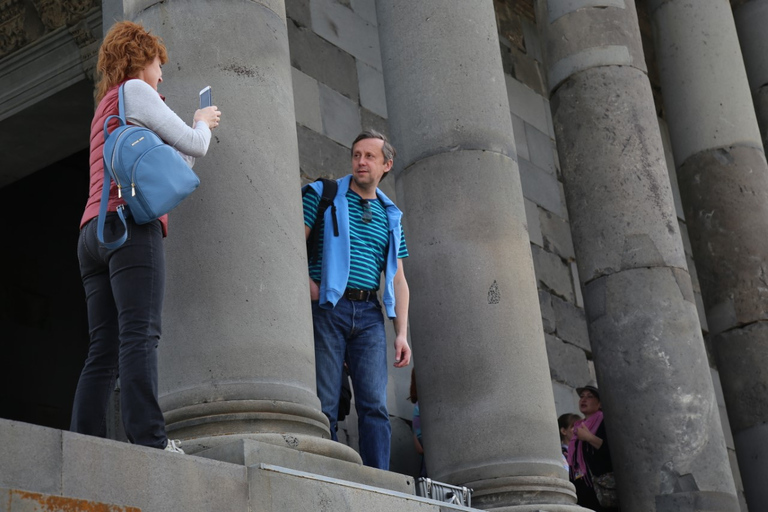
302;130;411;470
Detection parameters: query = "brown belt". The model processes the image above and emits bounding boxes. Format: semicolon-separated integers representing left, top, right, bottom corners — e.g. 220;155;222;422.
344;288;376;301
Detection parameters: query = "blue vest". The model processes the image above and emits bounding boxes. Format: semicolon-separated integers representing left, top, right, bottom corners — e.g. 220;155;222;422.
305;175;403;318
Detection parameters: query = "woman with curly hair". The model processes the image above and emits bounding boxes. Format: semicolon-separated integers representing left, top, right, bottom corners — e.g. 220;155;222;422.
70;21;221;452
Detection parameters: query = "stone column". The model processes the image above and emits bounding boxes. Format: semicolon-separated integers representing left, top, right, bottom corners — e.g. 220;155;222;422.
538;1;738;511
123;0;358;463
647;0;768;508
733;0;768;150
377;2;583;510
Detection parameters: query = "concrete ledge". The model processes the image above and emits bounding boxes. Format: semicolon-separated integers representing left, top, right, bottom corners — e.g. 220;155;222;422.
250;464;476;512
197;438;414;494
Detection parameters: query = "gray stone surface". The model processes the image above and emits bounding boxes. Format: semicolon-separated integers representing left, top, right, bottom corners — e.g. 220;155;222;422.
570;262;584;308
649;0;763;166
552;66;687;283
712;322;768;435
540;290;557;334
731;1;768;96
658;118;685;221
732;423;768;512
511;113;530;161
676;146;768;335
694;291;709;334
310;0;382;70
521;17;543;63
584;268;738;510
319;82;361;147
544;334;590;387
350;0;377;26
0;420;62;495
547;0;627;25
552;296;590;352
539;210;575;261
62;431;248;512
519;159;566;217
356;60;387;118
710;369;735;451
526;124;557;177
197;438;412;493
551;381;580;418
531;245;575;303
377;8;517;171
286;0;311;28
756;85;768;152
291;67;322;132
506;75;551;137
249;464;476;512
287;20;359;102
297;124;350;181
539;1;646;94
524;198;543;247
360;107;389;139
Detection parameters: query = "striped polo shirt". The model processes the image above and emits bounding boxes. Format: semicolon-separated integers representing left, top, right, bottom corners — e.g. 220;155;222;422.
303;187;408;291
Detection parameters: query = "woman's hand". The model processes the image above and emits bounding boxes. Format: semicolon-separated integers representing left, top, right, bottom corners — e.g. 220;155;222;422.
576;424;604;449
195;106;222;130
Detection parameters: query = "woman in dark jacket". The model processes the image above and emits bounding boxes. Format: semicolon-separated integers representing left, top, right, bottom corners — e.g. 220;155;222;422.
568;381;618;511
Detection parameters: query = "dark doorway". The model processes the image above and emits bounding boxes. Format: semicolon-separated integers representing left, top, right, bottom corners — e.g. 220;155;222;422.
0;149;90;430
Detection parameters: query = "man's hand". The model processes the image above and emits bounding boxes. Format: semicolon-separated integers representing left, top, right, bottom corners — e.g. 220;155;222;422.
394;334;411;367
309;278;320;301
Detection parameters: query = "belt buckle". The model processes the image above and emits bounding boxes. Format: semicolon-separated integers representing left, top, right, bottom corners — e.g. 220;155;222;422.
347;289;369;301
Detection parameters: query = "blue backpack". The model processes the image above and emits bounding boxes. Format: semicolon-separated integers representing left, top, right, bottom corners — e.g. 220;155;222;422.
98;83;200;249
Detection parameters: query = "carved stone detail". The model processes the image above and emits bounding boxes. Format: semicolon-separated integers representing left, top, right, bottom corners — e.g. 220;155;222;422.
69;18;98;81
32;0;98;31
0;0;26;57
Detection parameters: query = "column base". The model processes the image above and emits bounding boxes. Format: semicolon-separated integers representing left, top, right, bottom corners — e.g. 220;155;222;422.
467;475;586;511
163;398;361;463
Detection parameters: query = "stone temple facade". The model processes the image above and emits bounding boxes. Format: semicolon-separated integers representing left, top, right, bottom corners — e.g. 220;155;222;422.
1;0;767;511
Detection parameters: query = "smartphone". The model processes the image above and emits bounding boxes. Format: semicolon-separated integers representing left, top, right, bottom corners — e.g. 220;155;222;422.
199;86;212;109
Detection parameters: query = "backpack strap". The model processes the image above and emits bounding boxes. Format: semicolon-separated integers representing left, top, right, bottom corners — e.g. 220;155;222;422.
304;177;338;263
96;165;129;250
96;83;129;249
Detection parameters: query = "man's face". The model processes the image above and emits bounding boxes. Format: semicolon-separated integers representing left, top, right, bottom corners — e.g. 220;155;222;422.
351;138;392;190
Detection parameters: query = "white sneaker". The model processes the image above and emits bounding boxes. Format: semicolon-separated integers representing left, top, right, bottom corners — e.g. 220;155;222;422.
164;439;184;454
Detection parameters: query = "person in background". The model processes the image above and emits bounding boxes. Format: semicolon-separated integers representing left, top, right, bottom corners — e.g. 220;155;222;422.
559;412;581;457
567;381;617;511
408;368;426;477
558;412;581;472
70;21;221;453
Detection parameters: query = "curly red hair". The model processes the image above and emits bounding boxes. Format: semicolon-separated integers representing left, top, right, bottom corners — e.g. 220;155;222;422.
95;21;168;102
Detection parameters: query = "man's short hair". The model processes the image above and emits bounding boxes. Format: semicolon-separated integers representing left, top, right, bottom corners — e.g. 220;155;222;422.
351;130;396;180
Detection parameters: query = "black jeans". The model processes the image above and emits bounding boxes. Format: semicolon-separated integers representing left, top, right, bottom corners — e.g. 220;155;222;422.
70;215;167;448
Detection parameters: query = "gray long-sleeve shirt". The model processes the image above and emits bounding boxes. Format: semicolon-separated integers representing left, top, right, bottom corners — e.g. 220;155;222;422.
123;79;211;167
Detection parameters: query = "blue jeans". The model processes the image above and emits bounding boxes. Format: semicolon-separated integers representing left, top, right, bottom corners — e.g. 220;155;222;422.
312;298;390;469
70;215;167;448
